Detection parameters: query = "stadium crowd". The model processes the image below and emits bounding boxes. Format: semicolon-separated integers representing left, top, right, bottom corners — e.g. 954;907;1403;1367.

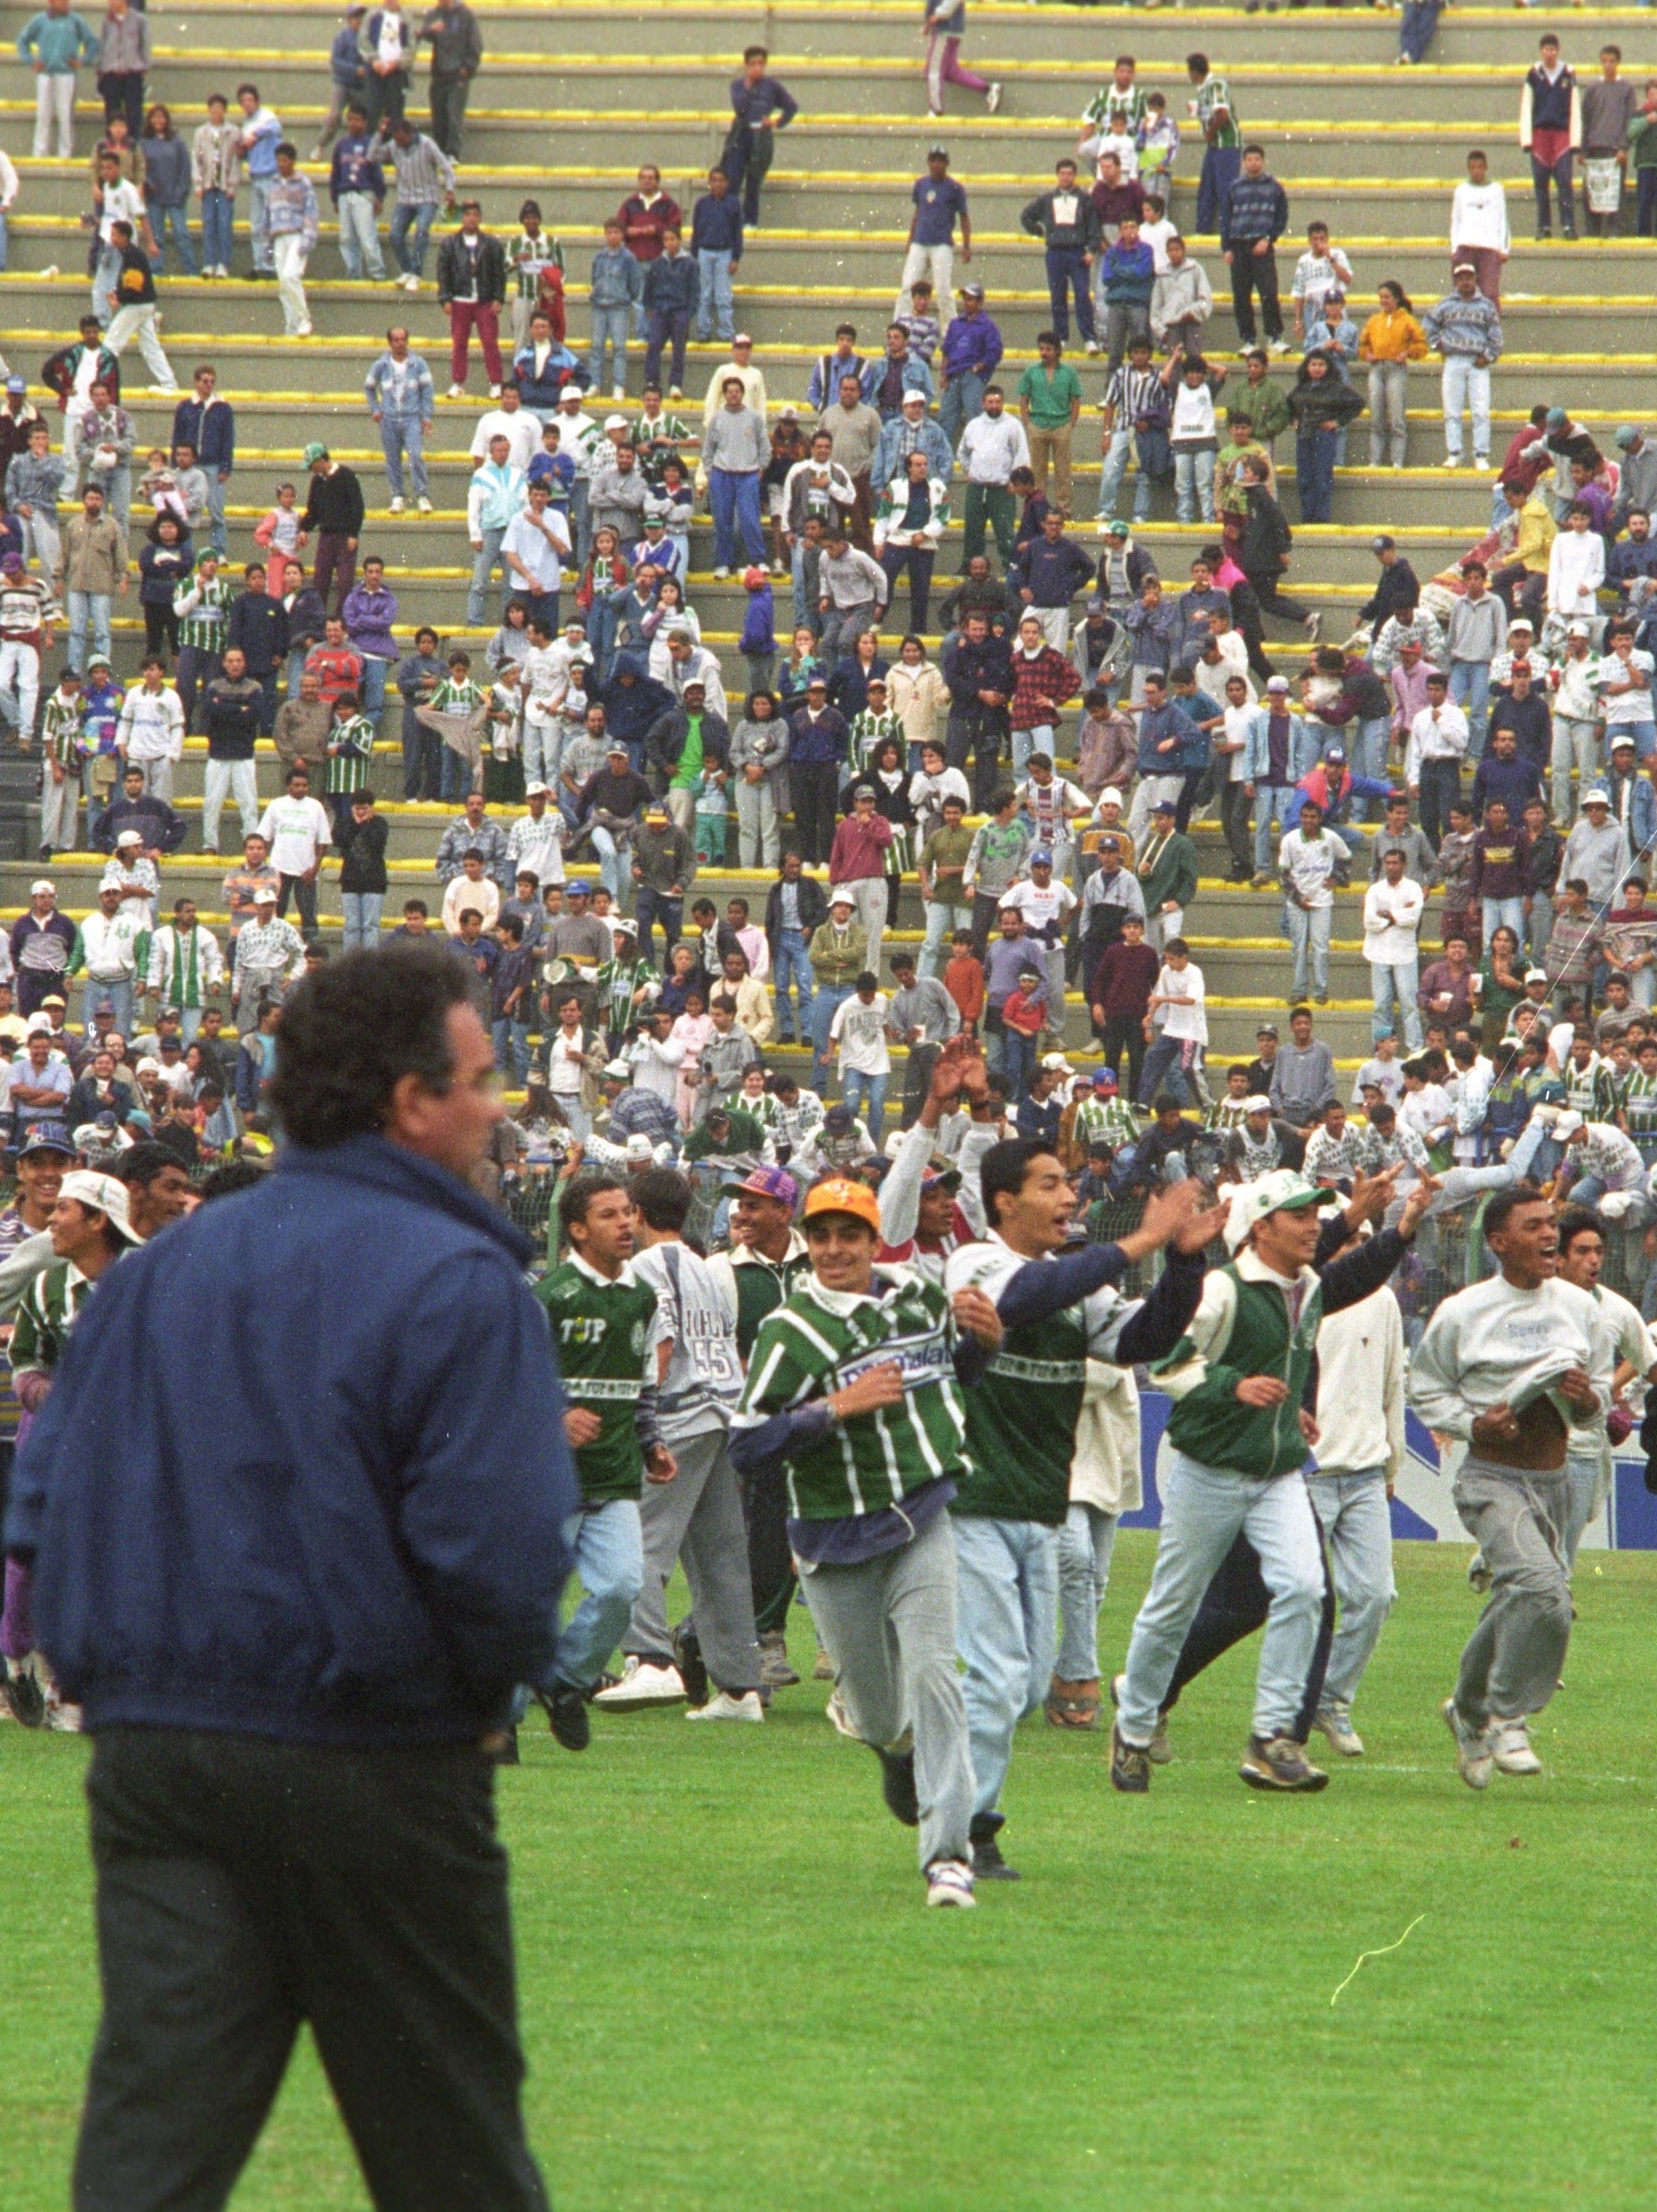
1;13;1655;1938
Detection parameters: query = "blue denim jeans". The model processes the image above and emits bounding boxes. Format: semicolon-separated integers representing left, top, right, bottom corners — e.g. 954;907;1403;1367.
547;1499;644;1692
337;191;385;278
588;824;626;903
341;891;384;951
842;1066;886;1141
1449;659;1491;760
1117;1450;1326;1745
1370;958;1422;1046
952;1512;1060;1821
390;198;436;278
199;189;233;269
467;524;507;624
1286;901;1332;1000
1482;895;1524;945
809;982;852;1090
247;175;275;271
709;468;764;570
694;248;735;341
1098;424;1149;522
587;303;630;391
937;368;985;451
772;927;815;1038
152;200;198;275
1055;1502;1119;1682
380;413;428;501
920;898;972;977
67;589;113;670
1174;445;1216;524
83;974;134;1037
491;1014;531;1085
1253;784;1296;872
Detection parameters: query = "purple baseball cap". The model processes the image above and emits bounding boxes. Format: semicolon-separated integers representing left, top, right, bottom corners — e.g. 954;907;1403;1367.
724;1164;799;1208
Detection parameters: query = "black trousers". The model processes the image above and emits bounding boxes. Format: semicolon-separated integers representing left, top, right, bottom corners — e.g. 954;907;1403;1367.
945;707;1006;811
740;1461;797;1635
1160;1527;1336;1744
1228;244;1282;344
791;758;840;864
276;868;317;935
429;71;471;157
1101;1010;1145;1094
75;1727;548;2212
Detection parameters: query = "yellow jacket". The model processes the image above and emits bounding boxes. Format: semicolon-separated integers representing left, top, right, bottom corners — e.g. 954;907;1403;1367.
1514;497;1557;574
1358;309;1428;365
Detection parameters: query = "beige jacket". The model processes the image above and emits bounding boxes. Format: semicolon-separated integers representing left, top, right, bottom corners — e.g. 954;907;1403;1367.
58;513;129;597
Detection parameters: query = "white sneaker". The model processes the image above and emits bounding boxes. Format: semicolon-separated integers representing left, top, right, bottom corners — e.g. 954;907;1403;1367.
294;320;313;337
824;1688;860;1739
925;1860;976;1908
592;1656;686;1708
1268;337;1291;356
612;384;625;401
446;382;465;400
417;495;433;513
1313;1707;1365;1757
389;496;406;513
712;564;731;581
1491;1718;1543;1775
1085;338;1102;355
401;273;421;292
487;382;502;400
685;1689;764;1722
1443;1695;1494;1790
986;81;1003;113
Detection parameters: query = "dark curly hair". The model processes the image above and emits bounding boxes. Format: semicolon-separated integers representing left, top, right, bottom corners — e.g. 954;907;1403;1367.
268;943;467;1149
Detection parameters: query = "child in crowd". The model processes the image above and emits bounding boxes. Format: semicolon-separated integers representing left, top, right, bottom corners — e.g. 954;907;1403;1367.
944;927;985;1034
1136;95;1179;198
740;565;775;692
1001;962;1048;1099
253;480;303;596
1291;221;1356;345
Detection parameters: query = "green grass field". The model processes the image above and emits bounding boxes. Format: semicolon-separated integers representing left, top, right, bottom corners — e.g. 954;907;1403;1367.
3;1537;1654;2211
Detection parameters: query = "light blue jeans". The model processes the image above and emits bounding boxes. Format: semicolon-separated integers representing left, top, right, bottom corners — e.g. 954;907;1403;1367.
390;198;436;277
1286;900;1331;999
1098;424;1150;521
920;897;972;977
337;191;385;278
1351;713;1391;815
1482;894;1524;944
247;175;275;271
695;247;735;341
1303;1467;1396;1715
772;926;815;1037
467;524;508;624
588;303;630;392
587;824;626;903
1117;1451;1326;1745
1055;1501;1119;1682
379;413;428;501
952;1511;1061;1821
1370;958;1422;1046
341;890;384;950
1440;355;1490;463
551;1497;644;1692
152;200;198;275
1448;658;1490;759
1526;889;1553;967
1174;446;1216;524
1254;784;1296;872
200;187;233;270
67;589;113;670
842;1066;886;1141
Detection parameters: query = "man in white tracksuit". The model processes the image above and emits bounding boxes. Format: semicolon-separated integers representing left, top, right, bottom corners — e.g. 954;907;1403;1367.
1554;1205;1657;1565
1408;1185;1613;1789
1303;1226;1405;1759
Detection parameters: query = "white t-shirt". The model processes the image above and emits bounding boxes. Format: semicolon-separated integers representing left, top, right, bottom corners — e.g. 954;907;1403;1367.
256;794;331;877
1600;647;1655;730
1219;701;1254;781
830;992;892;1076
1155;959;1207;1044
98;177;145;248
1002;877;1077;944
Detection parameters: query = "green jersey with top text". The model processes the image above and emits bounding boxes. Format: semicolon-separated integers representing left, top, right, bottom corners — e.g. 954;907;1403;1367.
534;1254;657;1504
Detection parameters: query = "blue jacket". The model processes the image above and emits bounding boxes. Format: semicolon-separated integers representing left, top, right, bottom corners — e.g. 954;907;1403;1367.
6;1136;576;1744
690;192;744;256
171;393;235;472
1135;699;1202;777
1100;239;1155;307
642;252;699;316
598;649;674;749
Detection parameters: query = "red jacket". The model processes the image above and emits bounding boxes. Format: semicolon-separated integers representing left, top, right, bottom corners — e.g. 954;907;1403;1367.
617;193;682;264
1009;643;1080;733
828;811;893;884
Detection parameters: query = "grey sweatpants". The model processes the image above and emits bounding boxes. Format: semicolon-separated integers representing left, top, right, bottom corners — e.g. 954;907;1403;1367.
798;1510;975;1872
624;1428;762;1694
1451;1455;1573;1728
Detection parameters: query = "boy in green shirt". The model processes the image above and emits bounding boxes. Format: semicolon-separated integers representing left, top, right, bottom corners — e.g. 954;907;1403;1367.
729;1173;1004;1907
531;1173;675;1747
1016;333;1084;513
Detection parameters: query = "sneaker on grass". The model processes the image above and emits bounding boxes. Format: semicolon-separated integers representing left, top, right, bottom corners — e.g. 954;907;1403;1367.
924;1859;976;1909
593;1655;686;1708
1442;1696;1494;1790
685;1690;764;1722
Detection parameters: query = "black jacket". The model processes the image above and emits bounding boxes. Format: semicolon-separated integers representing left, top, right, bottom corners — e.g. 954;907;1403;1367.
764;871;828;947
94;792;186;854
201;675;263;760
1240;487;1294;576
436;229;507;309
644;704;730;783
226;589;289;675
299;463;366;539
336;811;390;894
944;631;1015;720
1359;558;1421;628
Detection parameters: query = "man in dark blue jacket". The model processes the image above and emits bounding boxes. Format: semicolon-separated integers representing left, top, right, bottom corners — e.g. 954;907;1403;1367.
171;366;236;555
7;943;574;2212
1219;144;1290;351
596;647;673;770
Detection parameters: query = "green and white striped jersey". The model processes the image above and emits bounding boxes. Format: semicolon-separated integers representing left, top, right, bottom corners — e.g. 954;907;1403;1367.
325;714;376;795
1072;1094;1140;1150
40;692;84;769
1192;75;1240;150
1623;1065;1657;1136
733;1267;967;1520
173;572;235;652
11;1257;107;1383
534;1253;658;1504
1082;82;1150;133
944;1234;1136;1525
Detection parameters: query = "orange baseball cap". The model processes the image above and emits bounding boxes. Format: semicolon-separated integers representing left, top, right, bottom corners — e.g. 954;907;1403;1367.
802;1177;882;1233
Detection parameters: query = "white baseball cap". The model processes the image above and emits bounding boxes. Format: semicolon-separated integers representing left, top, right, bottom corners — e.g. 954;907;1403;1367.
1221;1169;1336;1254
59;1169;144;1242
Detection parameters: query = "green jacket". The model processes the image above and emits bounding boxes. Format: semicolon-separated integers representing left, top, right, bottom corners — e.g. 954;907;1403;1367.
808;917;869;989
1136;828;1198;915
1152;1250;1324;1478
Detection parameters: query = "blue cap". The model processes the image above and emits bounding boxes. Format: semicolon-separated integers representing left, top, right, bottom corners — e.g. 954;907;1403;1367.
18;1121;75;1158
1031;847;1053;867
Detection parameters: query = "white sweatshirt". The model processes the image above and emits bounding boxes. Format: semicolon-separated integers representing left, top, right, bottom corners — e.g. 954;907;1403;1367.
1312;1282;1405;1480
1577;1282;1655;1453
1407;1273;1612;1442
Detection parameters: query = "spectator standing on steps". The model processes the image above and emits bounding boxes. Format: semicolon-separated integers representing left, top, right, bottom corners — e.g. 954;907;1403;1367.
299;443;364;615
329;100;387;282
1424;264;1501;473
704;378;769;580
172;366;235;557
1021;159;1100;354
1520;33;1581;242
1449;149;1510;305
437;199;506;400
958;385;1028;569
386;116;455;292
140;105;195;278
96;0;147;137
937;282;1002;449
235;82;283;280
18;0;100;159
263;144;321;341
1581;45;1636;240
307;2;367;159
724;44;797;228
1016;333;1083;515
1186;54;1240;239
1219;143;1290;355
641;228;698;401
898;146;971;319
418;0;482;160
922;3;1000;119
690;167;742;348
